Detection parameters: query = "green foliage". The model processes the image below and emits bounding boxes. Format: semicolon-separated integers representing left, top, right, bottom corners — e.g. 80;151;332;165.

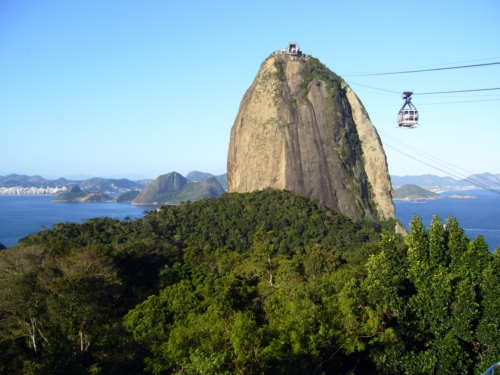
273;57;285;82
300;57;343;98
346;215;500;374
1;190;497;374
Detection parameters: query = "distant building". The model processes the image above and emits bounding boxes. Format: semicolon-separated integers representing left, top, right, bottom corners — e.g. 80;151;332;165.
274;42;308;59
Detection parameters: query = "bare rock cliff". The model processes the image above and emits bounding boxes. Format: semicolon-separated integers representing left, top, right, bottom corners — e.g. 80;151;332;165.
227;54;396;221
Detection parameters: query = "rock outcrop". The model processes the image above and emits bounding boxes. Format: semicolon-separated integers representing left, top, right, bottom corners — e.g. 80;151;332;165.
227;52;396;221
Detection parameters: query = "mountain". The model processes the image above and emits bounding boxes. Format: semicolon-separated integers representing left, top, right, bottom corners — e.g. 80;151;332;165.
393;184;440;200
186;171;227;190
227;47;395;221
185;171;214;181
460;173;500;188
215;173;227;190
53;186;113;202
0;174;146;193
133;172;225;205
78;178;141;193
0;174;51;188
115;191;140;202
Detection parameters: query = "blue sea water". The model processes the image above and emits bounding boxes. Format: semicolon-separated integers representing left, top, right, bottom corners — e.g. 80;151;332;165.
394;188;500;251
0;195;154;248
1;189;499;251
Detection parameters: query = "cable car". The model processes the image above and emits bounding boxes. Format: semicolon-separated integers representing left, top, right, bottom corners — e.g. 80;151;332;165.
397;91;419;128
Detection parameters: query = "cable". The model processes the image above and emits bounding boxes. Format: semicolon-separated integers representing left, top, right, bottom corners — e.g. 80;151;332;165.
416;99;500;105
380;131;500;189
383;143;500;196
343;62;500;76
341;56;500;75
346;81;400;94
368;98;500;106
415;88;500;95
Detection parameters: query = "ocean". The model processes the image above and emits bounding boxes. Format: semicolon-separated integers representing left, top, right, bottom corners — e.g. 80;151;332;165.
0;195;155;248
394;188;500;251
0;189;499;251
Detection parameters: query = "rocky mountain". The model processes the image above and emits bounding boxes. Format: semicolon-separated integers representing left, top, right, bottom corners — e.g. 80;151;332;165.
227;48;395;221
393;184;440;200
133;172;225;205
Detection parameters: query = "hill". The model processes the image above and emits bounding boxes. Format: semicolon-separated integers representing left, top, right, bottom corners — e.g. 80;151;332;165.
115;190;140;202
227;46;395;221
186;171;227;190
133;172;225;205
391;173;500;188
393;184;440;200
53;186;113;202
0;174;147;193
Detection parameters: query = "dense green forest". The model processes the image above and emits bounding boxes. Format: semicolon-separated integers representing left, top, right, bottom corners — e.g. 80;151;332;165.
0;190;498;374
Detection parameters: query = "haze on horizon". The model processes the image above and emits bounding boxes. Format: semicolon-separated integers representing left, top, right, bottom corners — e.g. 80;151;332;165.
1;1;499;180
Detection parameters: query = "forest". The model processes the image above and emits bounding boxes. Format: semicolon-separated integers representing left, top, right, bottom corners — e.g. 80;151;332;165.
0;189;498;374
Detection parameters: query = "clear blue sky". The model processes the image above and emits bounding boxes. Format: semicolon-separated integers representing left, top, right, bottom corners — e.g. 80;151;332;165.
1;0;499;180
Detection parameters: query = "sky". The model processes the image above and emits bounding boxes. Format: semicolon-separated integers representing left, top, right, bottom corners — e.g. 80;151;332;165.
1;0;499;180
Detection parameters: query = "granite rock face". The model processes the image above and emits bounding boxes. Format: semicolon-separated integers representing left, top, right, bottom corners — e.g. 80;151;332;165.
227;54;396;221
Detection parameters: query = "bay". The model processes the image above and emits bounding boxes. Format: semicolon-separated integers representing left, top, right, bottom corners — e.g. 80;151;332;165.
0;195;155;248
395;188;500;251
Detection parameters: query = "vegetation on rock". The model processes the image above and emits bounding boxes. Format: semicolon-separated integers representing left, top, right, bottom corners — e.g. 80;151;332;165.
0;190;498;374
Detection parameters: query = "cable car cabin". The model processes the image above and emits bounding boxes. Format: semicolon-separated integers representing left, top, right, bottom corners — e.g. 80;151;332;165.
398;92;419;128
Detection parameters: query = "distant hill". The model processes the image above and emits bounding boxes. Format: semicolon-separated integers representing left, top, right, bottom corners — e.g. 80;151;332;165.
0;174;147;193
78;178;140;193
393;184;440;200
185;171;214;181
53;186;113;202
115;190;140;202
391;174;465;187
391;173;500;188
185;171;227;190
133;172;225;205
460;173;500;188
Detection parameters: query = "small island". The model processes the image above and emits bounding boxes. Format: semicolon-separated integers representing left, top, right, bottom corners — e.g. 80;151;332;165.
393;184;441;201
449;194;475;199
